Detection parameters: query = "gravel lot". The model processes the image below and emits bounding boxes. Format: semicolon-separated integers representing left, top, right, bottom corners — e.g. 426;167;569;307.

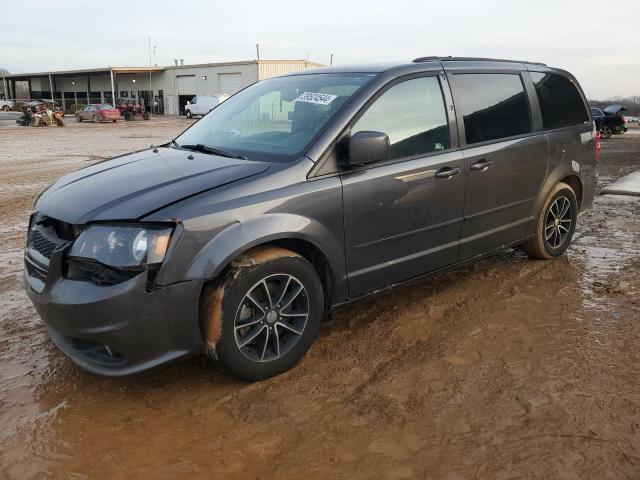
1;118;639;479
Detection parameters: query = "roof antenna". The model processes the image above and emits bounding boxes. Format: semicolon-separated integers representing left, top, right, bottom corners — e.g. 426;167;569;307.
330;53;333;66
256;43;260;60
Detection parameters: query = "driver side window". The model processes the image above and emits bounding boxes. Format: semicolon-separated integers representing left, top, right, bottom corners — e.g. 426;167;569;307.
352;76;450;161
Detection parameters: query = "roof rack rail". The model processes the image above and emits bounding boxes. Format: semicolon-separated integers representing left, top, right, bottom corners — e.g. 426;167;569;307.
412;56;547;67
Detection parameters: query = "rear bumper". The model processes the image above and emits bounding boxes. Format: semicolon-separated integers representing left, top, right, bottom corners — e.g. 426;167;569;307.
25;250;204;376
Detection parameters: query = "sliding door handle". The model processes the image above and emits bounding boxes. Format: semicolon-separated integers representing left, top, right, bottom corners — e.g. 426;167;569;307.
470;159;492;171
435;167;461;179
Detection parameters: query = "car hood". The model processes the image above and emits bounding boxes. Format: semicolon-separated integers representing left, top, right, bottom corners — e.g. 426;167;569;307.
35;147;270;224
603;104;626;115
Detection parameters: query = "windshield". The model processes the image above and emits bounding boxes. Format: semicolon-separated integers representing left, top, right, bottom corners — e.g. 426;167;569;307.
174;73;375;162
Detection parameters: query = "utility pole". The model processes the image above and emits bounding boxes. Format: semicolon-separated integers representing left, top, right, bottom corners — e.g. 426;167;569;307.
148;36;153;140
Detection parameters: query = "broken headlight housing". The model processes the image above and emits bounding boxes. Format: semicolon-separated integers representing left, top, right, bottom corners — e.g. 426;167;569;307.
69;225;173;268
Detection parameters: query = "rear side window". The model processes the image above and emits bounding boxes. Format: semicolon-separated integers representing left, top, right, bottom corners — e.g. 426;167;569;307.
451;73;531;145
352;76;450;161
531;72;589;129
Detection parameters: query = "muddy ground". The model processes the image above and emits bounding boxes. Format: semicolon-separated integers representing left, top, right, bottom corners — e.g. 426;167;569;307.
0;118;639;480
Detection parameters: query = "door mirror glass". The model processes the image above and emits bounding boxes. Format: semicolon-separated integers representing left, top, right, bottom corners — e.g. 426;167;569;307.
347;130;390;167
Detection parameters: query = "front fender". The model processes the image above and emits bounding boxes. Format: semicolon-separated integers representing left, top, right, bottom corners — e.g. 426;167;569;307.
157;213;348;303
192;213;340;277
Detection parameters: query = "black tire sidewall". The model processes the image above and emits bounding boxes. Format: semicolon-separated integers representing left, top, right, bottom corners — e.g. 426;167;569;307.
542;187;578;257
213;256;324;381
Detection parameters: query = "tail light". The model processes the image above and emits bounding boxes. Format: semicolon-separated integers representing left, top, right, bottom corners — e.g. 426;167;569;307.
621;115;628;123
594;129;601;162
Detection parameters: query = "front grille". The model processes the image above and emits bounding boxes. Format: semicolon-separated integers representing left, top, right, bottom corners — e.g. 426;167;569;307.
27;213;72;260
29;228;60;258
25;213;75;293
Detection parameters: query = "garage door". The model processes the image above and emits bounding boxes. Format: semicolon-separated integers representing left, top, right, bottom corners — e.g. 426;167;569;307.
219;73;242;95
177;75;196;95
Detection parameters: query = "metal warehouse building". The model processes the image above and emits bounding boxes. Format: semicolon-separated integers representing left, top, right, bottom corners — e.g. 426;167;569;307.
2;59;322;115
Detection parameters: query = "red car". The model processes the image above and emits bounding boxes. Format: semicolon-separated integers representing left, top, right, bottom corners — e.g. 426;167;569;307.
76;104;121;123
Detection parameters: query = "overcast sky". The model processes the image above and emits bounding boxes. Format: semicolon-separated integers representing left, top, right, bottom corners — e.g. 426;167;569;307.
2;0;637;99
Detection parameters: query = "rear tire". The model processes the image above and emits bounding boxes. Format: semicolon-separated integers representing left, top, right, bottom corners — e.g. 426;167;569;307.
203;247;324;381
185;110;192;119
523;182;578;260
602;125;613;138
2;105;9;112
76;115;82;122
143;112;150;120
93;115;100;124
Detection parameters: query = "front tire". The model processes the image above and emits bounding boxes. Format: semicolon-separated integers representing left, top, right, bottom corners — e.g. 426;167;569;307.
2;105;9;112
76;114;82;122
185;110;192;119
523;182;578;259
203;247;324;381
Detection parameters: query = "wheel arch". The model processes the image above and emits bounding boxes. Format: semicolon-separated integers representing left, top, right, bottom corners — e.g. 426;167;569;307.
183;214;346;306
534;164;584;217
197;237;336;354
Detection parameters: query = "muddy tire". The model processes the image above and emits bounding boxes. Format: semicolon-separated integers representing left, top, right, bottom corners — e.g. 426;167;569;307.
202;246;324;381
523;182;578;260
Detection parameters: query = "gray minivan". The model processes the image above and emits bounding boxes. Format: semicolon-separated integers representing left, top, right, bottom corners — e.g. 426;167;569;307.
25;57;598;381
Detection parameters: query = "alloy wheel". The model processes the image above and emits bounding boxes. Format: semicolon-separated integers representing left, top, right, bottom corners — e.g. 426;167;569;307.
234;274;309;362
545;196;573;249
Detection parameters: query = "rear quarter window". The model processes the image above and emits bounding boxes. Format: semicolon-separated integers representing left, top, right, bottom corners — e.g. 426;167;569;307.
450;73;531;145
531;72;589;129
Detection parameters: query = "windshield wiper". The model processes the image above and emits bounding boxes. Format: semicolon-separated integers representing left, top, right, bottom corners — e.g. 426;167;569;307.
177;143;246;160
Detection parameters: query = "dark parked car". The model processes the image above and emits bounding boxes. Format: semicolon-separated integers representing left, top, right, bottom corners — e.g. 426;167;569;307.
25;57;598;381
591;105;628;138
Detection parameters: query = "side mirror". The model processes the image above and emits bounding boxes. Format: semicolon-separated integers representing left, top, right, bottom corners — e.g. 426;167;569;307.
346;131;390;167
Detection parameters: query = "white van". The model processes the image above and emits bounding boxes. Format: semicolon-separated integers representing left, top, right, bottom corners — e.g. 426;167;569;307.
184;95;228;118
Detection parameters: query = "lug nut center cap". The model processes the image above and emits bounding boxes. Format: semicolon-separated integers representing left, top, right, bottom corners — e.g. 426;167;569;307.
266;310;278;324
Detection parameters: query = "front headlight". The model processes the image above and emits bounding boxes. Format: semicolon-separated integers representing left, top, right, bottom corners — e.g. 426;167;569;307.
69;225;173;268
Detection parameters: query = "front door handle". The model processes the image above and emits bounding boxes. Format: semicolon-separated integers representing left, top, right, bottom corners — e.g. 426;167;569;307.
434;167;461;179
470;159;492;171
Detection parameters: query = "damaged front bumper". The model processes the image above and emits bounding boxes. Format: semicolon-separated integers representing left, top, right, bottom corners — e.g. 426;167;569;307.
25;248;205;376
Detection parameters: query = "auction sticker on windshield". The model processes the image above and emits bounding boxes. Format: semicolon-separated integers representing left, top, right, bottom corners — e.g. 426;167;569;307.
294;92;338;105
